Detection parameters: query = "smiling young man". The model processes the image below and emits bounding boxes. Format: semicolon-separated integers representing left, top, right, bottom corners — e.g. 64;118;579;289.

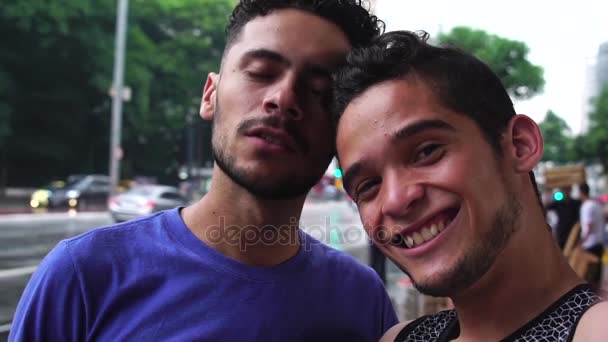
10;2;398;341
333;31;607;341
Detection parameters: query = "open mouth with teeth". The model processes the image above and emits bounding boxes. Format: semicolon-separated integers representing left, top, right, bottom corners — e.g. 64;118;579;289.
391;207;459;249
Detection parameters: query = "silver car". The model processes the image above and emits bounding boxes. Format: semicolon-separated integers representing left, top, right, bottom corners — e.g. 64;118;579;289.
108;185;188;222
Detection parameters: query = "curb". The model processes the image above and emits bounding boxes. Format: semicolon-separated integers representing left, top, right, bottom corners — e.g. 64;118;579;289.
0;211;111;223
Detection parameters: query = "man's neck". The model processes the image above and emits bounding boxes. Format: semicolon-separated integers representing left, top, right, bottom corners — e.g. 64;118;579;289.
450;214;583;341
181;172;308;267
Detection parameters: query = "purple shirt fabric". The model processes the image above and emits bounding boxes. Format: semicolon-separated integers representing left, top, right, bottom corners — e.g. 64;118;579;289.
10;208;398;341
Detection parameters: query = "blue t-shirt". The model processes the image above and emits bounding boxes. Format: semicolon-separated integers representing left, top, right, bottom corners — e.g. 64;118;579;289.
10;208;398;341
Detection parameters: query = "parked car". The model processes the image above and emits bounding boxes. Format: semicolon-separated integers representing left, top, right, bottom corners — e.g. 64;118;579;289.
48;174;111;209
108;185;188;222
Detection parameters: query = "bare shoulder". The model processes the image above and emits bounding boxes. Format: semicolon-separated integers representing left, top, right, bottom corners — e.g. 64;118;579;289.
572;301;608;342
379;321;410;342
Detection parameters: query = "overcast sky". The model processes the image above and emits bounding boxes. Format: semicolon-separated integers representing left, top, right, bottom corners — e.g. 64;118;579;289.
375;0;607;134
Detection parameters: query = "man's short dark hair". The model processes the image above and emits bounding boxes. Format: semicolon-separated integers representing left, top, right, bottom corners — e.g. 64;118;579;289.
579;183;590;197
225;0;384;51
333;30;542;204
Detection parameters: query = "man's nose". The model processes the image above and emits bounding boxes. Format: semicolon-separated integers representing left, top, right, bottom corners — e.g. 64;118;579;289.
380;180;425;218
262;76;303;120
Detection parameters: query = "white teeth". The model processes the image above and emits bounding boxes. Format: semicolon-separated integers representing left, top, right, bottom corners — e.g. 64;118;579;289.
406;236;414;248
421;228;433;241
405;237;414;248
412;232;424;246
430;224;438;236
401;219;449;248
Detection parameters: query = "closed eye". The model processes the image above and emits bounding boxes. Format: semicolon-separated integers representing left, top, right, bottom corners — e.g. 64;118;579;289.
245;70;276;81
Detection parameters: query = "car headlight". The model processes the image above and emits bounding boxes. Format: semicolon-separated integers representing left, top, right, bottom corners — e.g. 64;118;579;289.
67;190;80;199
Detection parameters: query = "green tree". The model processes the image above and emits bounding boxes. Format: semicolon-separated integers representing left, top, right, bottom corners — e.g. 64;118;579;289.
586;84;608;170
0;0;116;186
538;110;574;163
0;0;232;186
437;26;544;100
120;0;231;181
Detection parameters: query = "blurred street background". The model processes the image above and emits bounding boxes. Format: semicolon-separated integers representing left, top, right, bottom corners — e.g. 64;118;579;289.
1;0;608;340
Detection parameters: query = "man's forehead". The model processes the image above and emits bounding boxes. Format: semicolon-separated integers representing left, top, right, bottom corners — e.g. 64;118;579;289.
226;9;350;65
338;79;476;136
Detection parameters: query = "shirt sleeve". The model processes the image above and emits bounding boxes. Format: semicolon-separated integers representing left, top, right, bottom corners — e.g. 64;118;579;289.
381;286;400;333
9;241;86;342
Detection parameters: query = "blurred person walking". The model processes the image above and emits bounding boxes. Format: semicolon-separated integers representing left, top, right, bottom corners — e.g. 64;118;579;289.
547;186;581;249
579;182;606;286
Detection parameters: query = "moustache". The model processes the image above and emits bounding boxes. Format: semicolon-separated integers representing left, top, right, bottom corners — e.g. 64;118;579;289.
237;116;308;153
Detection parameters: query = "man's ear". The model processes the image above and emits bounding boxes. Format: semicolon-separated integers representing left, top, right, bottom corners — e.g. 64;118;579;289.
200;72;219;121
503;114;544;173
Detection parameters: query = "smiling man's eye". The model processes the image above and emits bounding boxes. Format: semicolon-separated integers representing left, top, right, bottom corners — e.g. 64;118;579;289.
354;179;380;203
414;144;444;164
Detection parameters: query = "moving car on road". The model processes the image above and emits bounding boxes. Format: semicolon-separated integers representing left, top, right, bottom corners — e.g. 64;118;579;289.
108;185;188;222
48;174;111;209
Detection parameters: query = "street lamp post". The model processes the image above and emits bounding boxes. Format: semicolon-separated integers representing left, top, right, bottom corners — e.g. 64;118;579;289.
109;0;129;196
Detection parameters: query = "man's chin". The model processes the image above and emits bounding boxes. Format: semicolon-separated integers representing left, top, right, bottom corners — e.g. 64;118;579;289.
388;258;471;298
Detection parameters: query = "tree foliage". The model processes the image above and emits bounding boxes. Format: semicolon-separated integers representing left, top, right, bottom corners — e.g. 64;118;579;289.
437;26;545;100
0;0;232;186
585;84;608;170
539;110;574;163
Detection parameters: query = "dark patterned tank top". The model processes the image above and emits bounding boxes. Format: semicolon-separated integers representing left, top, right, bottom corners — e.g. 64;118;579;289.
394;284;602;342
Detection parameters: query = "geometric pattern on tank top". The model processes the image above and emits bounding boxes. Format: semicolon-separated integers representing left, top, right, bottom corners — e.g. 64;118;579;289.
509;286;601;342
399;309;456;342
397;284;602;342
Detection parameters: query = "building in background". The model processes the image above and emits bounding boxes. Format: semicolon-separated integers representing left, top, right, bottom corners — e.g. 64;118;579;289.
582;41;608;133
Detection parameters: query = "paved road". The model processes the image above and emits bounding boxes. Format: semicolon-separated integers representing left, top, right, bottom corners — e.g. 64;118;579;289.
0;200;372;339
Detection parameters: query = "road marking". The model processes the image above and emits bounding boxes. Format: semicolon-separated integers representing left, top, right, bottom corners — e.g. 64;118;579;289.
0;322;11;333
0;266;37;279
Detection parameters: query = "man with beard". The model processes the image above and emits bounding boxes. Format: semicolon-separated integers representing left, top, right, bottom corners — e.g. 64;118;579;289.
333;31;607;341
10;2;398;341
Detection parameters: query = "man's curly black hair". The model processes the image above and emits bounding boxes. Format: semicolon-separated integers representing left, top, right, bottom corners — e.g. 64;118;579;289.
332;30;542;205
225;0;384;50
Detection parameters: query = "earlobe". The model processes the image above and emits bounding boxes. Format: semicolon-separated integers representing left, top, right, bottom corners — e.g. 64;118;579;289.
200;73;219;120
505;114;544;173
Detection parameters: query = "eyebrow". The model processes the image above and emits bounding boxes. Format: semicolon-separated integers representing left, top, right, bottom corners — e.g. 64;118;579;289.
342;119;456;194
391;119;456;144
241;48;290;66
242;49;333;78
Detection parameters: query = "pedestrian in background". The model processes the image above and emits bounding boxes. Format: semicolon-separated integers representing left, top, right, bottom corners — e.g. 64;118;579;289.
579;182;606;286
546;186;581;249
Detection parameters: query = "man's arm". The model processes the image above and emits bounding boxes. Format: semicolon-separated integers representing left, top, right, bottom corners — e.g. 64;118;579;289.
9;242;86;341
379;321;409;342
572;301;608;341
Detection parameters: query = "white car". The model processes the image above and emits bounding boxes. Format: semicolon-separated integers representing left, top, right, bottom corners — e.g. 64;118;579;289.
108;185;188;222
